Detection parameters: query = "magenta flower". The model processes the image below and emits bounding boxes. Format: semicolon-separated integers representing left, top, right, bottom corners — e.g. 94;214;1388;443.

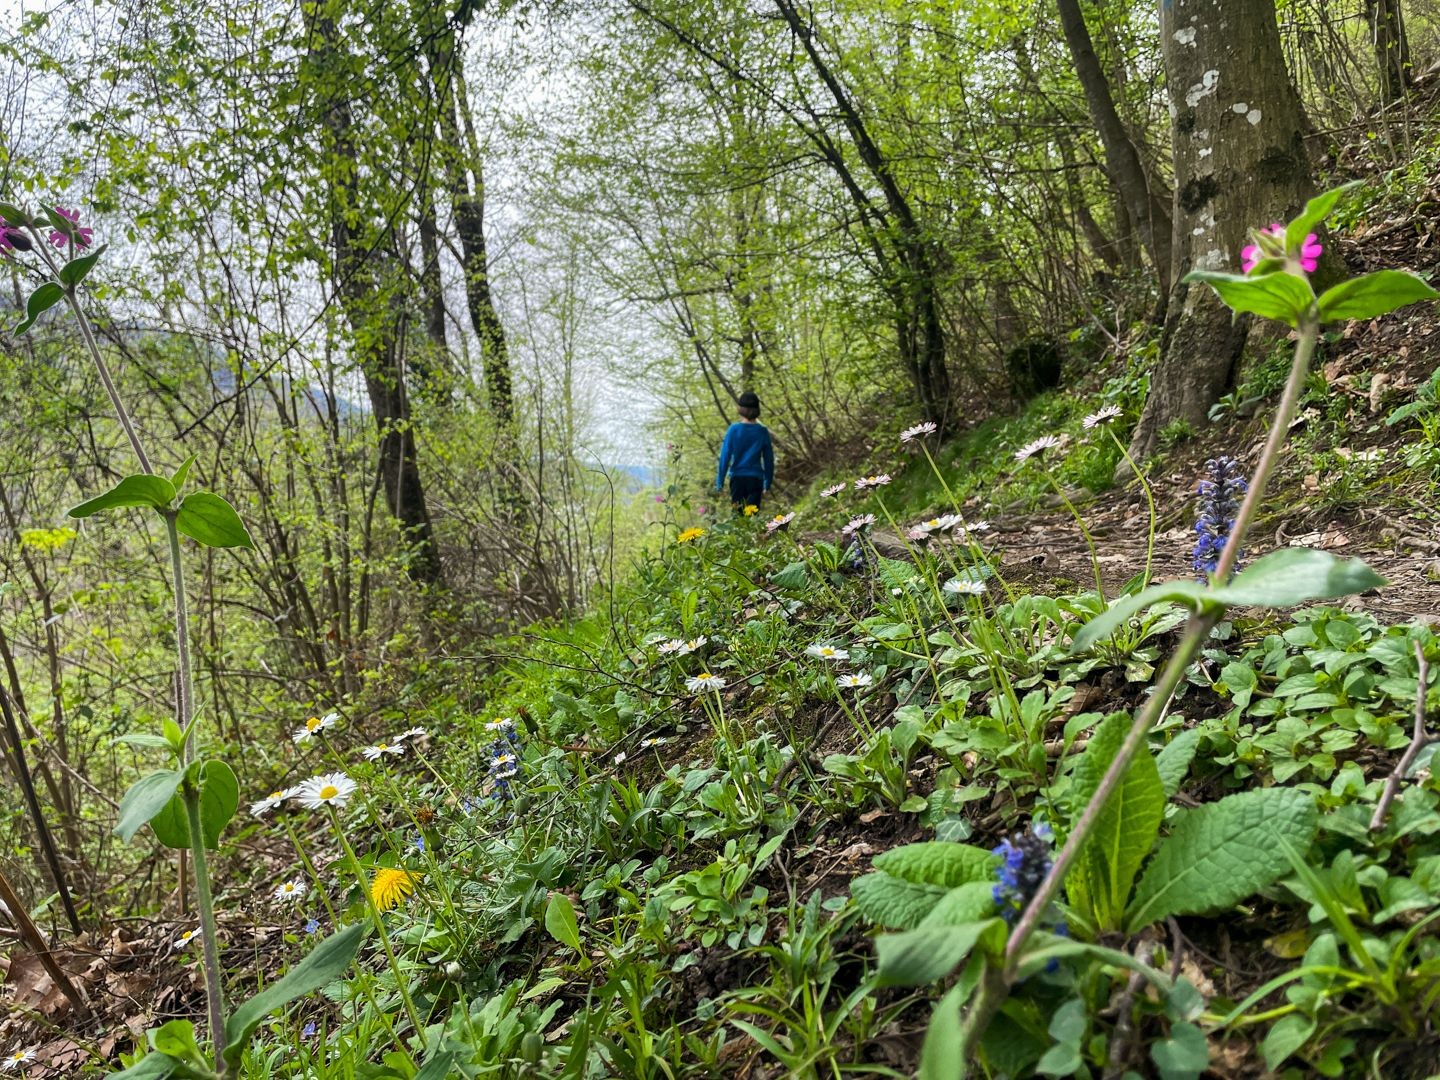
1241;223;1284;274
1298;233;1322;273
48;206;93;249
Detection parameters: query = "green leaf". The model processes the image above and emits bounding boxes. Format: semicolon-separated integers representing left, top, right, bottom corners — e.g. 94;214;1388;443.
1208;549;1385;608
875;918;1003;985
1150;1020;1209;1080
149;1020;204;1068
770;561;808;590
544;892;583;954
917;980;973;1080
41;204;75;238
1261;1012;1316;1071
115;770;184;843
171;455;196;491
0;201;33;226
1125;788;1318;932
1185;269;1315;327
1065;713;1166;932
175;492;255;549
873;842;998;887
58;243;108;287
148;793;191;850
198;761;239;848
113;733;174;750
1070;586;1207;654
1316;269;1439;322
919;881;997;927
68;474;177;519
1155;729;1203;797
105;1054;178;1080
1284;181;1363;253
413;1052;458;1080
13;281;65;335
223;923;366;1067
850;872;950;930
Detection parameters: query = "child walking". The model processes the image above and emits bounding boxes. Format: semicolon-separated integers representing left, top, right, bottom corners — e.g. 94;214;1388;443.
714;391;774;511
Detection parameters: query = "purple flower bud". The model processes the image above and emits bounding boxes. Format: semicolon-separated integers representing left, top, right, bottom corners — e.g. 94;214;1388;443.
2;226;32;252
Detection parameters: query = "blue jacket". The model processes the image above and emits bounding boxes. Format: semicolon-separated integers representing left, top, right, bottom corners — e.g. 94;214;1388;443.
715;422;774;490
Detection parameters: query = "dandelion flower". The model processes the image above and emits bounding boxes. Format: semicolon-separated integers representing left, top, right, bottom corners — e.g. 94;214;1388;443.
806;643;850;661
841;513;875;537
361;740;406;762
742;504;760;517
250;789;291;818
292;712;338;744
370;867;420;912
685;672;727;693
900;421;938;443
819;483;846;498
765;512;795;533
295;772;357;810
1082;405;1122;429
175;928;199;949
836;672;873;689
3;1050;31;1070
1014;435;1066;464
273;879;307;903
677;527;705;544
944;577;988;596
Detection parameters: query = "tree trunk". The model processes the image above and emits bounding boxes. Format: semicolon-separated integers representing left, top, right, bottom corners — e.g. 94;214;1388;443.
1056;0;1173;294
1367;0;1412;106
1129;0;1314;462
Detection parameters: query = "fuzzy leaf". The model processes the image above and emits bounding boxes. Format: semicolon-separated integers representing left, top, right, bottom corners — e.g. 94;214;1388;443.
850;872;949;930
918;881;996;927
1185;269;1315;327
68;474;176;519
1317;270;1438;323
872;842;998;887
875;918;1003;986
1065;713;1166;932
1125;788;1318;932
1155;729;1203;797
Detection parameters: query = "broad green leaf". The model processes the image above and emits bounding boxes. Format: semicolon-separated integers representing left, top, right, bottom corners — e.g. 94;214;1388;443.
770;561;808;590
148;793;191;850
875;918;1002;986
1125;788;1318;932
41;204;75;237
0;201;33;226
544;892;583;954
873;841;998;887
1284;181;1362;253
849;871;949;930
917;980;973;1080
1065;713;1165;932
198;760;239;848
171;455;196;490
1316;270;1438;323
58;243;108;286
175;492;255;549
1185;269;1315;327
69;474;177;519
1155;729;1203;797
223;923;366;1067
1261;1012;1316;1071
1151;1020;1209;1080
918;881;996;927
105;1054;178;1080
1207;549;1385;608
113;733;173;750
13;281;65;335
413;1052;458;1080
1069;587;1206;653
115;770;184;843
149;1020;204;1067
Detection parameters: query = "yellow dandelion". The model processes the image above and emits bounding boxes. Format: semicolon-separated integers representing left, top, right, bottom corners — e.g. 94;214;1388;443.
742;504;759;516
676;527;706;544
370;867;420;912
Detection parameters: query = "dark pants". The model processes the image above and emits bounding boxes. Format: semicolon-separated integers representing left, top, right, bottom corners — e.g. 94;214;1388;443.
729;475;764;510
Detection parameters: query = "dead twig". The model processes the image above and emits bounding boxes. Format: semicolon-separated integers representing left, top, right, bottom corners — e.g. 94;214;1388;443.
1370;640;1431;832
0;867;90;1018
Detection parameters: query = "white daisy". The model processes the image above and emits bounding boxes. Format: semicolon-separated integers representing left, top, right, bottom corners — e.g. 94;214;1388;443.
806;643;850;661
944;577;988;596
249;789;292;818
836;673;874;689
175;928;199;948
855;473;891;489
613;751;628;765
491;752;520;779
484;718;516;733
396;727;428;741
292;712;338;745
295;772;358;810
675;635;708;656
656;639;686;655
3;1050;31;1070
1015;435;1066;463
1082;405;1122;429
273;879;307;903
685;672;727;693
641;736;668;748
841;514;876;537
819;483;846;497
906;526;932;541
935;513;965;531
361;741;406;762
900;421;939;443
765;512;795;533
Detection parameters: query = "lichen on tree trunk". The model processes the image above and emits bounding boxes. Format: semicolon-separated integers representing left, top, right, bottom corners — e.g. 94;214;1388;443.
1128;0;1314;463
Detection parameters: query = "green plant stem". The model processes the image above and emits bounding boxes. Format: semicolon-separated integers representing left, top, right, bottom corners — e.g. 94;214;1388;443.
184;789;227;1073
1038;469;1105;601
1105;428;1157;589
960;312;1323;1066
326;807;427;1047
166;515;197;757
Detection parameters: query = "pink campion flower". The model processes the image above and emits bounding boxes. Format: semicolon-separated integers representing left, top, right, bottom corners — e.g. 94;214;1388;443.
1240;223;1283;273
48;206;93;249
1298;233;1323;273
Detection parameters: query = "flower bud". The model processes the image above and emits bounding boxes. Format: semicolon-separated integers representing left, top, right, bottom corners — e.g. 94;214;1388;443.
2;227;32;251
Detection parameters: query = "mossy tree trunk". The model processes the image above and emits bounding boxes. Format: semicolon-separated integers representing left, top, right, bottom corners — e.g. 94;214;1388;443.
1128;0;1314;462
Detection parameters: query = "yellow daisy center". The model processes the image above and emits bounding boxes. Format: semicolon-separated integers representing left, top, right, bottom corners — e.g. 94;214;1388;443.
319;785;339;800
306;717;322;731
